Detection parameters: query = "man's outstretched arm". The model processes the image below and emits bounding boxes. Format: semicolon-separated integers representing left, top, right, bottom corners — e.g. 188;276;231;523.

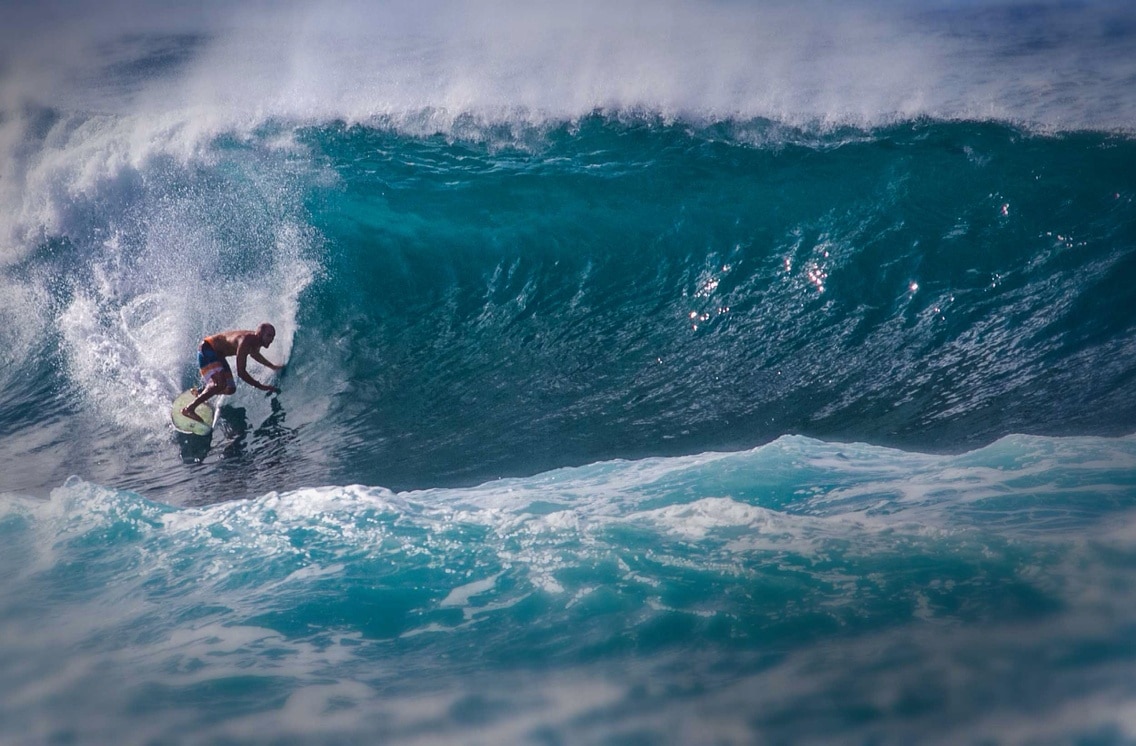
236;345;280;393
250;349;283;371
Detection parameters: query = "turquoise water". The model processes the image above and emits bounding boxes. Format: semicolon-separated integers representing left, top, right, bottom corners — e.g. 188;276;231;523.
2;1;1136;743
5;435;1136;744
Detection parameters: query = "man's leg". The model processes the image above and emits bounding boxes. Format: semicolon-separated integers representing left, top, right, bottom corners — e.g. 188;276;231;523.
182;379;223;423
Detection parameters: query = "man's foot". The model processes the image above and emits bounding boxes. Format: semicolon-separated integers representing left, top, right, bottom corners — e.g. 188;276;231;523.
181;406;204;424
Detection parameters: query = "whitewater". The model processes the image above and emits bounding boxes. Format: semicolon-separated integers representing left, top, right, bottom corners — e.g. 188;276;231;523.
2;1;1135;744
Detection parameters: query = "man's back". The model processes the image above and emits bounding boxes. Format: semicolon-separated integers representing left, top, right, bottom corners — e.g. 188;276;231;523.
204;330;255;357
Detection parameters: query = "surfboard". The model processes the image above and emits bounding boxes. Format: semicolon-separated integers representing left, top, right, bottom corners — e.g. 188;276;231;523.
171;389;215;436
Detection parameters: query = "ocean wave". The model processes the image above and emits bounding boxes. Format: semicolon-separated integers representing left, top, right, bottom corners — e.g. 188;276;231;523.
0;113;1133;501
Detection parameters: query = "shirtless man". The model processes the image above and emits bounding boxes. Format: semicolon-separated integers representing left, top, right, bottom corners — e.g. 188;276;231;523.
181;323;283;423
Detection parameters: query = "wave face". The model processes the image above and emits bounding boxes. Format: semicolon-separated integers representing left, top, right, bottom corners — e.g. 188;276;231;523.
1;116;1134;499
2;1;1136;743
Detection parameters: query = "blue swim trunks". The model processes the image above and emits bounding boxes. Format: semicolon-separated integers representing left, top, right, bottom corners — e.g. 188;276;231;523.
197;340;235;393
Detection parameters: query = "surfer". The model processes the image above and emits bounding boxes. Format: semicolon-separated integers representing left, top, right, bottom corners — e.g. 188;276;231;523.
181;323;283;423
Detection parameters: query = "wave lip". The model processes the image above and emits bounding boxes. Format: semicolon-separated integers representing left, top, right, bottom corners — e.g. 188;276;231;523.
3;1;1136;140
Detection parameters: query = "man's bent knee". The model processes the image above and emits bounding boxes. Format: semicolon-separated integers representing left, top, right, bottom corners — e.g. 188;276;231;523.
216;374;236;396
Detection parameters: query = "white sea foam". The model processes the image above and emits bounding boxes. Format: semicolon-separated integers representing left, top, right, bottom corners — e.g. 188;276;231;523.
3;1;1134;155
4;433;1136;744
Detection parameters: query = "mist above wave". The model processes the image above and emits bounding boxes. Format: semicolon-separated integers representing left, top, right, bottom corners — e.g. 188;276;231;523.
2;0;1134;135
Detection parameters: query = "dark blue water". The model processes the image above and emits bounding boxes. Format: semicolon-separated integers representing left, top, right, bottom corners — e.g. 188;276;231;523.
2;1;1136;743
